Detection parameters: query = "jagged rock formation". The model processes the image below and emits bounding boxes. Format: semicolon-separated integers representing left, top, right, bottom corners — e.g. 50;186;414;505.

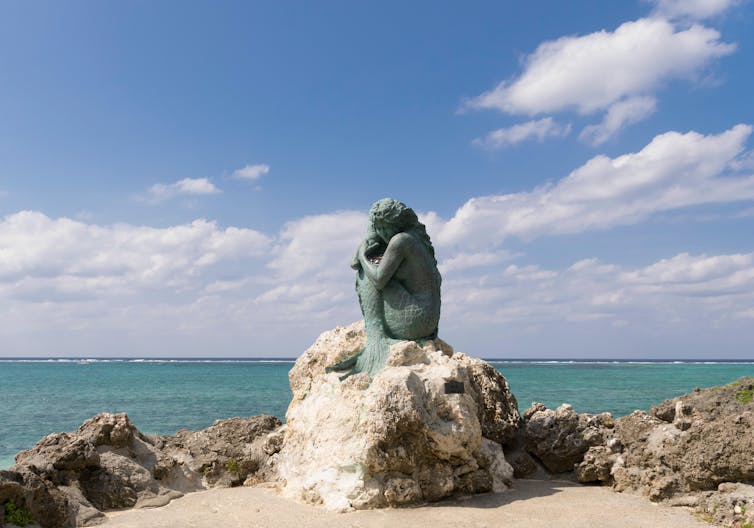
277;321;520;511
695;482;754;527
0;469;71;528
576;378;754;500
4;333;752;528
523;402;615;474
2;413;282;527
518;378;754;527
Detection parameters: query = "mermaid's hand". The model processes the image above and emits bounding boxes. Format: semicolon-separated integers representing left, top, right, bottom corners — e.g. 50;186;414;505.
351;245;363;270
352;239;378;270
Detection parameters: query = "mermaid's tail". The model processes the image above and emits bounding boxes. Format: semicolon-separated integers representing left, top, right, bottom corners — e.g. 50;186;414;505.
353;332;401;378
325;351;362;373
327;264;436;380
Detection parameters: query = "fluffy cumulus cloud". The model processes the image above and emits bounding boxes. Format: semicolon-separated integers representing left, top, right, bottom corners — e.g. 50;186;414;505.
146;178;221;202
433;124;754;248
651;0;740;20
467;17;735;143
245;211;367;326
232;163;270;180
2;122;754;357
0;212;281;355
0;212;270;292
267;211;366;280
439;251;754;356
473;118;571;149
0;209;370;356
2;207;753;358
579;96;658;146
467;18;733;115
438;250;519;275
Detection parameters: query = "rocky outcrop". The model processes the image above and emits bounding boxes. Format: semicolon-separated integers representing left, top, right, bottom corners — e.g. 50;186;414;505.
5;413;282;527
519;378;754;507
696;482;754;527
162;415;283;488
7;329;752;528
571;378;754;502
522;402;615;474
277;321;520;511
0;469;71;528
455;354;520;446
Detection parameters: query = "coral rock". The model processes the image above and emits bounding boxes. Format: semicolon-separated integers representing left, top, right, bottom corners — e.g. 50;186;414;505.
523;403;614;474
10;412;282;526
277;321;518;510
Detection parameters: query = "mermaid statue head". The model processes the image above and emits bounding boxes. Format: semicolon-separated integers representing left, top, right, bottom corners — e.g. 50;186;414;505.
368;198;437;264
369;198;418;240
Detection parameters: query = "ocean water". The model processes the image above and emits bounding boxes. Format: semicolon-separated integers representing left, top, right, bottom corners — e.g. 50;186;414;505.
1;358;753;470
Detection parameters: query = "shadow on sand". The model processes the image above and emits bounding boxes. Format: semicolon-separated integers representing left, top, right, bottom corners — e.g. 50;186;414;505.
426;478;581;510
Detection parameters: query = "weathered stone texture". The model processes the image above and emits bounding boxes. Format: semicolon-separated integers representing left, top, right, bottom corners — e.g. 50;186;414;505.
277;322;519;511
6;412;282;526
523;402;614;473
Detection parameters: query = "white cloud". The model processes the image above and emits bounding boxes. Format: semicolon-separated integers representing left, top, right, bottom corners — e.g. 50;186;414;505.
621;252;752;286
4;122;754;357
651;0;740;20
438;250;754;355
432;124;754;249
267;211;366;280
473;118;571;149
193;210;368;334
232;163;270;180
579;96;658;145
0;211;286;356
465;17;734;141
146;177;221;202
0;208;371;356
467;18;734;115
0;211;270;290
253;211;367;328
439;250;519;274
1;204;753;358
730;150;754;172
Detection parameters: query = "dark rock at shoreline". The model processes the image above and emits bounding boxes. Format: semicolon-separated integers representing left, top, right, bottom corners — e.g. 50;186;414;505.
163;414;284;487
575;378;754;499
516;378;754;526
696;482;754;527
458;356;521;446
522;402;615;474
569;377;754;527
4;374;752;527
0;469;71;528
4;413;283;527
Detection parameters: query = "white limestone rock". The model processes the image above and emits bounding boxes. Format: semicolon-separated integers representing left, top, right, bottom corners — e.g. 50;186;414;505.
277;321;517;511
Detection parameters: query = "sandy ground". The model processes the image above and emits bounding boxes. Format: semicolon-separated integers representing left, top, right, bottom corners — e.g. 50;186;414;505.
105;479;709;528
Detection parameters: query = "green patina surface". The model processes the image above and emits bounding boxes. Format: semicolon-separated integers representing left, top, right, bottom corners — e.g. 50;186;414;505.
327;198;442;379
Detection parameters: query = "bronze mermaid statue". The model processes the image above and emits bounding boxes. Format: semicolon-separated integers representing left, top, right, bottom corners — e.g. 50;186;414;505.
327;198;442;379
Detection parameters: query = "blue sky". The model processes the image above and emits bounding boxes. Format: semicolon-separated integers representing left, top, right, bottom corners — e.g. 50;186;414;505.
1;0;753;358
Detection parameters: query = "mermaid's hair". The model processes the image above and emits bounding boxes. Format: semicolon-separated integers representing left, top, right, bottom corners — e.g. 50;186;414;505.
369;198;438;268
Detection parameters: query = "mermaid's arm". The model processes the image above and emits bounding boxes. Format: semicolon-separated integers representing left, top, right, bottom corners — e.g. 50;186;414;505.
357;233;409;290
352;223;383;269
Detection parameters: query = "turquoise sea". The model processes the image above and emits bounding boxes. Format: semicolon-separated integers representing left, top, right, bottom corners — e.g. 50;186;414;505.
2;358;754;470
